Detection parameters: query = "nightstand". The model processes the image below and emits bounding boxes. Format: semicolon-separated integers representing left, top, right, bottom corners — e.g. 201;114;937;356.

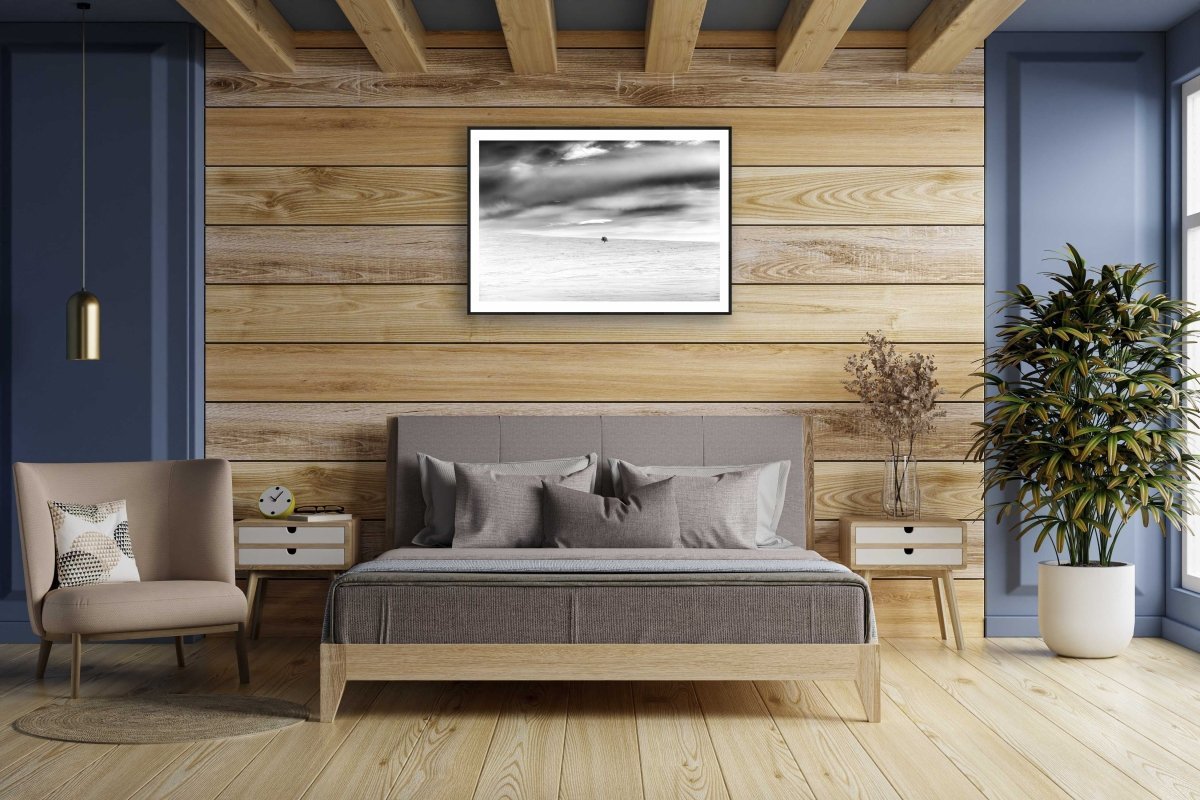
839;516;967;650
235;517;360;638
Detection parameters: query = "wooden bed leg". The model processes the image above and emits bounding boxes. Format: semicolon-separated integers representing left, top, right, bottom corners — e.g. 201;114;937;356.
858;644;881;722
320;644;346;723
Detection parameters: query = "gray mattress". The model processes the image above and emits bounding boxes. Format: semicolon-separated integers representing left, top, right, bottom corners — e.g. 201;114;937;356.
323;548;874;645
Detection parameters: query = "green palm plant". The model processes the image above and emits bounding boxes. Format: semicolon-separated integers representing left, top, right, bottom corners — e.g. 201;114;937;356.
969;245;1200;566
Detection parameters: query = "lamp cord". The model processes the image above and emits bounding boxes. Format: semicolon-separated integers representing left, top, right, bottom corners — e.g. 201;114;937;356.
79;2;87;291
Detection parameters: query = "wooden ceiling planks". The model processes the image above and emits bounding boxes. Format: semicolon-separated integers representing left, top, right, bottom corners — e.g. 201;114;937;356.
776;0;871;72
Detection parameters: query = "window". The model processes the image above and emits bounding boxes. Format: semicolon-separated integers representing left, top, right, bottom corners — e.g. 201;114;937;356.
1183;75;1200;591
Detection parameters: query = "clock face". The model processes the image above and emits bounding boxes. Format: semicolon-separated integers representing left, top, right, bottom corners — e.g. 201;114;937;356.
258;485;295;519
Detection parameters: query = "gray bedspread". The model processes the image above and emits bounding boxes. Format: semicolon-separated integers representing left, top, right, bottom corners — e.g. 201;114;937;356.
323;547;874;645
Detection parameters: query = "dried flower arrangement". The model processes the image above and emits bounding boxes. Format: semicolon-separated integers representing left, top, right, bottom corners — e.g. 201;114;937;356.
843;332;946;460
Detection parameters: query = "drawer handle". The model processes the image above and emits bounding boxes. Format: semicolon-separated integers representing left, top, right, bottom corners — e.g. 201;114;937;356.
903;547;914;555
286;526;297;534
903;526;914;534
286;547;297;555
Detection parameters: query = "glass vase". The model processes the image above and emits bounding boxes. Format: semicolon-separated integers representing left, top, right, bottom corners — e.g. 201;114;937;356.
882;455;920;518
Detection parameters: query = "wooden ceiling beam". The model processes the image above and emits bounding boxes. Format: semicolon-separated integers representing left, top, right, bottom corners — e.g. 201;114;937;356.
776;0;870;72
907;0;1024;72
177;0;295;73
645;0;708;73
334;0;427;72
494;0;557;73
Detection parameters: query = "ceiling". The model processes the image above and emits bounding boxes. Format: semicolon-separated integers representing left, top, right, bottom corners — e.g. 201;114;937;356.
2;0;1199;32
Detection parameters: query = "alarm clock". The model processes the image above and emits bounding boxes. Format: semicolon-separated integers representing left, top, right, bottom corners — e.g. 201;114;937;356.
258;485;296;519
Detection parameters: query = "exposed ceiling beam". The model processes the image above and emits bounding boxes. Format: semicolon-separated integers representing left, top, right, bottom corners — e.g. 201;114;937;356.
494;0;557;74
645;0;708;73
907;0;1024;72
334;0;427;73
776;0;870;72
177;0;294;73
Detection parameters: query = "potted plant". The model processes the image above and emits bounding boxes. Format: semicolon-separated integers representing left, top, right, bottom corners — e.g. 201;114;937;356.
970;245;1200;657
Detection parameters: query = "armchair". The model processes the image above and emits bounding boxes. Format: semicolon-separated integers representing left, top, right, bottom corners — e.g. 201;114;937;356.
12;459;249;697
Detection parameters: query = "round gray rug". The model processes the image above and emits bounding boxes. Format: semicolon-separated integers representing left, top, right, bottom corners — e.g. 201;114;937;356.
13;694;309;743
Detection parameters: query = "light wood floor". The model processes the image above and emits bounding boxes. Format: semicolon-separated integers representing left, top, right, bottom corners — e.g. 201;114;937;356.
0;637;1198;799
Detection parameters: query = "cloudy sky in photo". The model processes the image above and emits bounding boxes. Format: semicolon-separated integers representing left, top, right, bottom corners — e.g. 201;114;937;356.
476;138;723;242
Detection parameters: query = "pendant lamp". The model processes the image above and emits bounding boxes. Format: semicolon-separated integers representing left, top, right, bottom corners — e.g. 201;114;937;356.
67;2;99;361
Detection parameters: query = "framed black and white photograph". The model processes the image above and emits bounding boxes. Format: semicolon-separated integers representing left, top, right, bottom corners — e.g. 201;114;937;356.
468;127;732;314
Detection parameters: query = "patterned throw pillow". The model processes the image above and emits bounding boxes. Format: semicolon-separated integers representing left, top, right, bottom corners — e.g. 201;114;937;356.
48;500;141;588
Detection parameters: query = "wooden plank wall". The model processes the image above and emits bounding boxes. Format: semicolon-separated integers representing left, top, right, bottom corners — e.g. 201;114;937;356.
203;37;985;637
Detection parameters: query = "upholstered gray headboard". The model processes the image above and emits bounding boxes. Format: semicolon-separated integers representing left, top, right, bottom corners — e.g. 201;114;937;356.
386;415;814;549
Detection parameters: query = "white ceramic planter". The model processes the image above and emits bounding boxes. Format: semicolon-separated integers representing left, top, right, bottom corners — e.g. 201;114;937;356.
1038;561;1135;658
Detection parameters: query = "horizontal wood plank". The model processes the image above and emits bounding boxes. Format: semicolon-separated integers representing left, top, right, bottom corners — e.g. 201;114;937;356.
205;48;982;108
206;166;983;225
206;107;983;166
204;401;981;462
206;343;984;402
206;30;910;50
205;225;984;285
229;459;981;520
206;284;984;343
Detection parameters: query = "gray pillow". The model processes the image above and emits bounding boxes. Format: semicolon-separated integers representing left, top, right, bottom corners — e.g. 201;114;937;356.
608;458;793;548
617;461;760;549
452;461;598;548
543;479;681;549
414;452;598;546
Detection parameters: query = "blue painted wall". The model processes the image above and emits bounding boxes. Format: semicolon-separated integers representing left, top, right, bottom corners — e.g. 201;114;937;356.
0;24;204;642
984;33;1167;636
1163;9;1200;651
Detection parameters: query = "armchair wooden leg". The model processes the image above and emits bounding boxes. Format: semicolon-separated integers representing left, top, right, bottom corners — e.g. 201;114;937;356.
36;639;52;680
235;623;250;684
70;634;82;699
175;636;186;668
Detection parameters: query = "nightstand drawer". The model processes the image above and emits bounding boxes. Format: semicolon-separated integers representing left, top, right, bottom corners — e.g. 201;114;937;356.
855;547;964;567
854;525;963;545
237;525;346;545
238;547;348;567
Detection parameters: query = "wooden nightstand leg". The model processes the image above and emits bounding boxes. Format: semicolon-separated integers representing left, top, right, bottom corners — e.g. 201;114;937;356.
940;570;965;650
932;576;947;640
245;571;262;640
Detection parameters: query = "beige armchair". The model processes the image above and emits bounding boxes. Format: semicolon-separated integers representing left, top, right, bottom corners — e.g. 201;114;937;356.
12;459;249;697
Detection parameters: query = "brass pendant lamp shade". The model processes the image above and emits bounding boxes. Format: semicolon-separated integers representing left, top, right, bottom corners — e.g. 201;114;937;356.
67;2;98;360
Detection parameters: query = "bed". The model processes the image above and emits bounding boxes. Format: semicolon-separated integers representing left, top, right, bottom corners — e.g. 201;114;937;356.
320;416;879;722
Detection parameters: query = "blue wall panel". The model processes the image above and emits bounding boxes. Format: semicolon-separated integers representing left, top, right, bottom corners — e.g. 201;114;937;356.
0;24;204;641
985;33;1166;636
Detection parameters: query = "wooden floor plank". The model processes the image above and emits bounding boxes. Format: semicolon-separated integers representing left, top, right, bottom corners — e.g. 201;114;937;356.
385;682;508;800
692;681;815;800
303;681;448;799
632;682;729;800
952;638;1200;800
815;680;985;800
755;680;899;799
559;683;642;800
874;641;1069;799
889;639;1155;799
1075;639;1200;714
473;682;570;800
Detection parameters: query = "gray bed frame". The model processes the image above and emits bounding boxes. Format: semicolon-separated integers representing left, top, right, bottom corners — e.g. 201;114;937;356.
320;416;879;722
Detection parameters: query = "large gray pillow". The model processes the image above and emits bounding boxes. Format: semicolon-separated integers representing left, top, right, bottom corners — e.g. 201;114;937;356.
414;452;597;546
543;479;681;549
608;458;793;548
452;461;598;548
617;461;760;549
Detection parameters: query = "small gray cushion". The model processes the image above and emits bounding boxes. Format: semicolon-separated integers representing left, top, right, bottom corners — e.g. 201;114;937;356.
617;462;760;549
415;452;597;546
543;479;681;549
453;461;598;548
608;458;793;548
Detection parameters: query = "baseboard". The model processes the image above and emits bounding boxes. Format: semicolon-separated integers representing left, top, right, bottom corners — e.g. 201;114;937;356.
986;615;1163;637
1163;617;1200;652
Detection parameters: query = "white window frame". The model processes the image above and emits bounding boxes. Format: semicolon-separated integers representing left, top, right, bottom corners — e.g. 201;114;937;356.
1183;75;1200;592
